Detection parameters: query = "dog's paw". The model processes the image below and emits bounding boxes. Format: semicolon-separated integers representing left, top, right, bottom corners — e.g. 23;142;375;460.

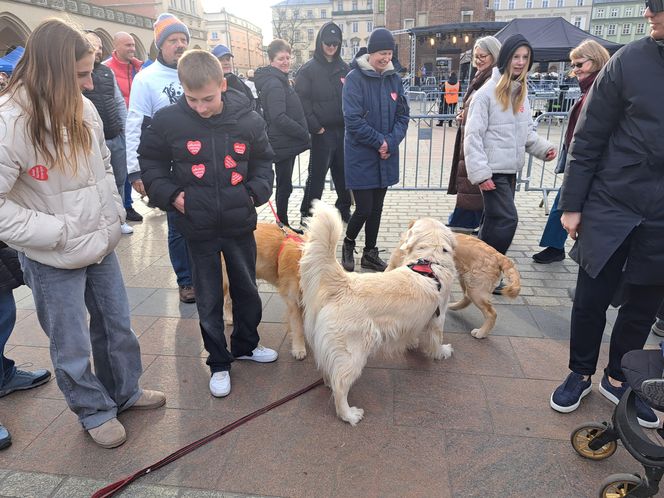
437;343;453;359
470;328;489;339
291;348;307;360
342;407;364;426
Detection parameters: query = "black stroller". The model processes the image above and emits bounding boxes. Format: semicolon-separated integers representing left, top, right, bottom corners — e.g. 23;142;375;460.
570;346;664;497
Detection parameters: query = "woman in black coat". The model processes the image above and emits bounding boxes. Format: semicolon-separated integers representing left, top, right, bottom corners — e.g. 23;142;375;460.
550;14;664;428
0;242;52;449
254;39;310;230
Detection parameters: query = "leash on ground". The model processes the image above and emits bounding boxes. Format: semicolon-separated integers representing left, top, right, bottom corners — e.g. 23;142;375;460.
91;377;324;498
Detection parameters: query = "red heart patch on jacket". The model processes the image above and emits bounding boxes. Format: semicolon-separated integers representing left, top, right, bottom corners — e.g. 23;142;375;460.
187;140;202;155
28;165;48;181
231;171;243;185
340;77;345;84
390;92;397;101
224;155;237;169
233;142;246;155
191;164;205;178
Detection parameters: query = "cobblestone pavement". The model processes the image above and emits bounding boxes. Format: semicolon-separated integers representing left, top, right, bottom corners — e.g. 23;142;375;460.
0;184;662;497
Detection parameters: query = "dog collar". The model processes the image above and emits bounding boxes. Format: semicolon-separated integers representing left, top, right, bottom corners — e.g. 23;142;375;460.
408;259;442;317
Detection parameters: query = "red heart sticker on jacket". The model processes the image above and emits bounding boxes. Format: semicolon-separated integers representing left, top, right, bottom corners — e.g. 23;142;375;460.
191;164;205;178
390;92;397;101
233;142;246;155
231;171;243;185
28;165;48;181
224;155;237;169
340;77;345;84
187;140;201;155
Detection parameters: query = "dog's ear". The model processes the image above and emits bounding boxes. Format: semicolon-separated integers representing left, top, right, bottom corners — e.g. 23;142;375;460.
407;219;416;229
399;229;417;253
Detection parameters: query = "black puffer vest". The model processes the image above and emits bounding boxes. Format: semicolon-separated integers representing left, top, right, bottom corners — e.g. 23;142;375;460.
84;63;123;140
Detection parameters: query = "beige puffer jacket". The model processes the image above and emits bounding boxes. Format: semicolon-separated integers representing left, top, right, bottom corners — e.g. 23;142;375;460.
0;89;125;269
464;67;553;186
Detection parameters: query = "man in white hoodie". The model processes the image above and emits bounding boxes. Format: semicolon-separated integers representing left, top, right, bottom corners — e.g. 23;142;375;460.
125;13;195;303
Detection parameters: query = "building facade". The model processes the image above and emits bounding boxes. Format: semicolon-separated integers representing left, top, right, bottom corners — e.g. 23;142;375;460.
493;0;592;30
589;0;648;44
385;0;496;78
0;0;155;60
271;0;330;68
205;8;266;75
333;0;375;61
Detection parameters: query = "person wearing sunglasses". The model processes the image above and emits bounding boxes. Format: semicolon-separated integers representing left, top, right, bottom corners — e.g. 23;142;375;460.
550;4;664;427
295;22;352;229
533;40;610;265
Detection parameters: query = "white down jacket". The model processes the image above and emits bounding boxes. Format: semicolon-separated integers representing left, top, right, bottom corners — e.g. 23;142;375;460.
0;89;125;269
464;67;552;186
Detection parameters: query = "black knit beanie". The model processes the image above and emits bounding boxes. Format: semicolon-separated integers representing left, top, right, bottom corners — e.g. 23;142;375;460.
497;34;534;74
367;28;395;54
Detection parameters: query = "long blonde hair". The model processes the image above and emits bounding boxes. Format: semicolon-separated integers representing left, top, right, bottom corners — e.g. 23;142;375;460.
0;19;93;174
495;48;530;114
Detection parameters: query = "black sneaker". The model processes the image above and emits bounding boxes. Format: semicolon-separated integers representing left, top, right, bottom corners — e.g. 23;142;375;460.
341;238;355;272
125;207;143;222
532;247;565;264
599;373;660;428
550;372;592;413
360;247;387;272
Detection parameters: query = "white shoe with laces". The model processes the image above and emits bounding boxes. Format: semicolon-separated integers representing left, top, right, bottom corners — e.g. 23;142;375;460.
120;223;134;235
209;371;231;397
235;345;278;363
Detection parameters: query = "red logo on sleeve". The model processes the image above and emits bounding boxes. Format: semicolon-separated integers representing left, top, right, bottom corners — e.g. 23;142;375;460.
230;171;243;185
28;165;48;181
390;92;397;101
233;142;246;155
191;164;206;178
186;140;202;155
224;155;237;169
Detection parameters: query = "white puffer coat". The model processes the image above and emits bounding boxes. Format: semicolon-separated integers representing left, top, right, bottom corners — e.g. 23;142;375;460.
464;67;552;186
0;89;124;269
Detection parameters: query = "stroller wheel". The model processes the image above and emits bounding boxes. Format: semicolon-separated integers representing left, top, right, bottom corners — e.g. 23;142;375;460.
571;423;618;460
599;473;643;498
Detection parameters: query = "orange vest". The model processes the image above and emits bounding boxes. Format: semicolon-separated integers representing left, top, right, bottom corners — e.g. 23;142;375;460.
444;82;459;104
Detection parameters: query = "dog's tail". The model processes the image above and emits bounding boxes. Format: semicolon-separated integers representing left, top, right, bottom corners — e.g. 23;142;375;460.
497;254;521;298
299;200;348;314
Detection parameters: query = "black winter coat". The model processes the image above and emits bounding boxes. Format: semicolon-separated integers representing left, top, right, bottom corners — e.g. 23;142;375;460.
138;88;274;241
254;65;310;162
0;241;23;293
294;22;349;133
560;37;664;284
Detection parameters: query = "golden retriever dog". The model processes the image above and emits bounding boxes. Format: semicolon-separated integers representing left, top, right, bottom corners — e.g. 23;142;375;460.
222;223;307;360
299;201;456;426
388;223;521;339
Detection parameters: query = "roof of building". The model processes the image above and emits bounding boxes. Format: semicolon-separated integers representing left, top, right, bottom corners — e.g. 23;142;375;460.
272;0;331;6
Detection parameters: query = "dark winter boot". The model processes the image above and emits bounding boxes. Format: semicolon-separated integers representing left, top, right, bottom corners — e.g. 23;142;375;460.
342;237;356;272
360;247;387;272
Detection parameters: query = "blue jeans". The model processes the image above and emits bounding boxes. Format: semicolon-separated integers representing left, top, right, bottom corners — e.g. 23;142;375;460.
538;190;567;250
166;210;193;287
187;233;261;372
123;178;133;209
106;135;127;204
19;252;142;430
0;289;17;388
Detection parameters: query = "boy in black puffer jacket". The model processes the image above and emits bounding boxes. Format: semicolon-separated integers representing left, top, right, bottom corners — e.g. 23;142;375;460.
0;242;52;449
138;50;275;399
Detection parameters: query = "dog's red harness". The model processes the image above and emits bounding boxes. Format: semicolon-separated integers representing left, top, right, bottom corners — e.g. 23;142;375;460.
277;231;304;266
408;259;442;317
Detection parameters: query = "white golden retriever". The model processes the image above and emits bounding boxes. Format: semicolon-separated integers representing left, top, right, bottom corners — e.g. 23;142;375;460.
299;201;457;426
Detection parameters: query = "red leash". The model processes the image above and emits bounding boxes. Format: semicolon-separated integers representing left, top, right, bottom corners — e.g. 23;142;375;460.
91;378;324;498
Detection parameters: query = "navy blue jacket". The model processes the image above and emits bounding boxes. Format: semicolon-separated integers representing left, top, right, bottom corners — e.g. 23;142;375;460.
342;54;409;189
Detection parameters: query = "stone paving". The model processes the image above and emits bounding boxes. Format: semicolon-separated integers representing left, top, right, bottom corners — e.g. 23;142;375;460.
0;176;662;497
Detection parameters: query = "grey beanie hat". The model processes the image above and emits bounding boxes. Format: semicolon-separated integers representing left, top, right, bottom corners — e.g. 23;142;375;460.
473;36;502;65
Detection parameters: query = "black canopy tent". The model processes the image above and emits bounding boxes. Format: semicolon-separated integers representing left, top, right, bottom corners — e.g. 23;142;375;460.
494;17;623;62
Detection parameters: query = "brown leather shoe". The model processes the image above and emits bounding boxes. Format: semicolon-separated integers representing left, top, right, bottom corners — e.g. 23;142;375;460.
179;285;195;303
129;389;166;410
88;418;126;449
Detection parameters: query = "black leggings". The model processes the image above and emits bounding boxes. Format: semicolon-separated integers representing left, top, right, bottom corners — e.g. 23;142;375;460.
345;187;387;250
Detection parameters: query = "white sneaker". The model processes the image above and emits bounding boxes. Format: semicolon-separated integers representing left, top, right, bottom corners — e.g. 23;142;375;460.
120;223;134;235
235;345;278;363
209;371;231;397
